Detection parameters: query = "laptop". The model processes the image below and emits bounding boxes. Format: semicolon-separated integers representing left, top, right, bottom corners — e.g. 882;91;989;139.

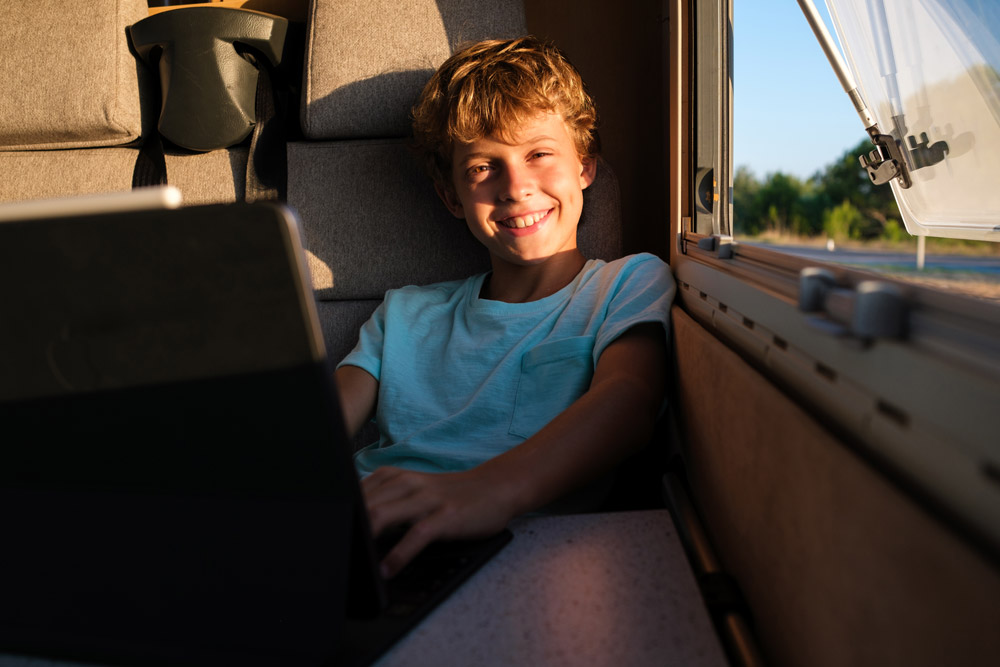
0;197;510;667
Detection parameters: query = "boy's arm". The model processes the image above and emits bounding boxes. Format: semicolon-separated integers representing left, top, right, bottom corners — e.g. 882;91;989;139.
334;365;379;438
362;322;667;577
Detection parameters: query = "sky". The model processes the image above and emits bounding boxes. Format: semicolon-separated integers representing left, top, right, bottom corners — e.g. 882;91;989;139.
734;0;869;180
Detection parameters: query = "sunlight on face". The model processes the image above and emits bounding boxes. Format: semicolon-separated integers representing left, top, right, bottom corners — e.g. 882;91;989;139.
441;113;596;267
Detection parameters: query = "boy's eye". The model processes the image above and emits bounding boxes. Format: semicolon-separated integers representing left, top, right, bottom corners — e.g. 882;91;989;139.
465;164;492;180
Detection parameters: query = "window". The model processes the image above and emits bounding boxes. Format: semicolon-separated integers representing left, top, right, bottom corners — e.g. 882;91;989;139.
732;0;1000;304
672;0;1000;562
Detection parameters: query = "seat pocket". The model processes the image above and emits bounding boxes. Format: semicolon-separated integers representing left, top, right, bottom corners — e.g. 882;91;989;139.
508;336;595;440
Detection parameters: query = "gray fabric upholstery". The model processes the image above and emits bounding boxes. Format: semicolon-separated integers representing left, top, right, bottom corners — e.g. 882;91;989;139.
288;139;622;300
318;296;383;448
578;158;623;262
301;0;526;139
0;148;249;205
316;299;383;367
0;0;147;150
1;0;624;375
288;139;490;300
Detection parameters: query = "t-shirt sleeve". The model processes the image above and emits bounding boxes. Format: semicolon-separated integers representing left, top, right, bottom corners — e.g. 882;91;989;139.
593;254;676;363
336;299;387;381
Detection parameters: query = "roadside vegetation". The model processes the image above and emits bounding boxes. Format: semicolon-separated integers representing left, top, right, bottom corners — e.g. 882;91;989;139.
735;139;1000;301
734;138;999;256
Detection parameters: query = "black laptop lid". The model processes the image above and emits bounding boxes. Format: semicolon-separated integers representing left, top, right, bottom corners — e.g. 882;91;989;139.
0;202;380;666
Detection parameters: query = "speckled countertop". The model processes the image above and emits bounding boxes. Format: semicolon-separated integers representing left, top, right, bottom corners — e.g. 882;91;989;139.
376;510;728;667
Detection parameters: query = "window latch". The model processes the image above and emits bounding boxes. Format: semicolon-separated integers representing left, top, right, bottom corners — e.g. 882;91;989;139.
859;132;912;189
799;267;907;340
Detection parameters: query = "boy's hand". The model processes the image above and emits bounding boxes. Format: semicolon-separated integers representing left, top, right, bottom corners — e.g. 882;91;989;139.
362;465;516;578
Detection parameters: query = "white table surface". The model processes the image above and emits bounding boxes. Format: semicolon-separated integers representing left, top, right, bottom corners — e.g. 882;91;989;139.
376;509;728;667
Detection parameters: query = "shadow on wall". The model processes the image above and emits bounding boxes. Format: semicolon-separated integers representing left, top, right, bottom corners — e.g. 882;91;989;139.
304;69;438;140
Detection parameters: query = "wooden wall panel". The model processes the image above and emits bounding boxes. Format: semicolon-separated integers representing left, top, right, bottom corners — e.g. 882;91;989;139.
672;306;1000;667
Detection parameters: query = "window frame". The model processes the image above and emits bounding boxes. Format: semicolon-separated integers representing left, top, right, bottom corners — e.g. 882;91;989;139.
669;0;1000;562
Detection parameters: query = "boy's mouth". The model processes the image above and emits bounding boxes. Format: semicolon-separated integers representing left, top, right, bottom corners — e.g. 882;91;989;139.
496;209;550;229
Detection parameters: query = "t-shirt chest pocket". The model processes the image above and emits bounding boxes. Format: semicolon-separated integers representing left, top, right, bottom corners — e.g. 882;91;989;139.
508;336;596;440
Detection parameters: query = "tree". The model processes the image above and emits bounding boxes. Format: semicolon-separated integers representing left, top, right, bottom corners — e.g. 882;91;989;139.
756;171;805;235
733;137;904;240
824;200;866;241
732;166;762;235
815;138;900;239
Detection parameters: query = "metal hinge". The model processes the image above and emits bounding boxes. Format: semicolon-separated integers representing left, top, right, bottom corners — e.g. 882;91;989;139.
859;132;912;189
795;0;941;192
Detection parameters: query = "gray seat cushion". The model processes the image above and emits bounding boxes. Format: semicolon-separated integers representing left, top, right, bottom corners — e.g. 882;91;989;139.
0;147;250;206
0;0;148;151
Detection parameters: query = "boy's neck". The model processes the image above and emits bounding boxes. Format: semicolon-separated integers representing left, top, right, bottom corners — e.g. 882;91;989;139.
482;249;587;303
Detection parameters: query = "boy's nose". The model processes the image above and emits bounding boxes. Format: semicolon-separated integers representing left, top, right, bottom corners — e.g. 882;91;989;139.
498;164;534;201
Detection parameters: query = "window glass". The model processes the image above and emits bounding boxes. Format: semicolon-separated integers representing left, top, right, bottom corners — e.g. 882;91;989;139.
829;0;1000;242
733;0;1000;303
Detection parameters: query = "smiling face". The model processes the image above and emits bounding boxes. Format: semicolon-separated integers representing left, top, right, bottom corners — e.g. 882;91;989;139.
438;112;597;269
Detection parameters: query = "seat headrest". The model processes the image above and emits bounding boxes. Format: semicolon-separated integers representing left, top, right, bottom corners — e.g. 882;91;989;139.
301;0;526;140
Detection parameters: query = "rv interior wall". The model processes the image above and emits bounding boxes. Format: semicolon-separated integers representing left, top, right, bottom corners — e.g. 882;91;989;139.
674;306;1000;667
525;1;669;258
666;1;1000;666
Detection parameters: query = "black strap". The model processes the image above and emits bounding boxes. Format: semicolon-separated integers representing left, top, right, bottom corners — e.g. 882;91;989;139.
131;128;168;189
132;49;168;189
245;59;287;203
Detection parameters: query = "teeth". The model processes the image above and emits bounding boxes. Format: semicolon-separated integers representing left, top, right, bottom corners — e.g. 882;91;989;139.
501;211;545;229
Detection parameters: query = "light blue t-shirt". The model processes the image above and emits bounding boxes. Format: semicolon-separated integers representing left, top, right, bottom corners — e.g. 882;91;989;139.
339;253;675;476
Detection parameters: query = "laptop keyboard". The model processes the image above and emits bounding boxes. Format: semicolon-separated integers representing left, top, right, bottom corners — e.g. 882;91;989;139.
336;529;512;666
381;531;512;617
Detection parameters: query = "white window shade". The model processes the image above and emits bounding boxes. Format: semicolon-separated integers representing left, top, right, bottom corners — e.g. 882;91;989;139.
827;0;1000;242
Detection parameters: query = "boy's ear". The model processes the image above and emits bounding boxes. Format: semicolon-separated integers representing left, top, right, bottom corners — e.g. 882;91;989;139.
580;156;598;190
435;182;465;219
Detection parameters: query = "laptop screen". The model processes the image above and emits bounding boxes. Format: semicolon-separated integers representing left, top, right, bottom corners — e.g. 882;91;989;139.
0;202;382;665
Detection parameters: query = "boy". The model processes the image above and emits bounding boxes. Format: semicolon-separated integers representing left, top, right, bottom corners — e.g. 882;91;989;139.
335;37;675;577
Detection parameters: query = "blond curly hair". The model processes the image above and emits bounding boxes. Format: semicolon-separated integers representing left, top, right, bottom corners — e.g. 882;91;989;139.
412;36;599;189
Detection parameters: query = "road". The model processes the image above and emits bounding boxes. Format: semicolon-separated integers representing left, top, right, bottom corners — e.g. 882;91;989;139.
744;243;1000;276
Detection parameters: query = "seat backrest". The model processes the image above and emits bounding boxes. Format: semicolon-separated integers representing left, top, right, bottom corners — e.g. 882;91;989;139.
0;0;147;153
0;0;624;367
291;0;623;363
